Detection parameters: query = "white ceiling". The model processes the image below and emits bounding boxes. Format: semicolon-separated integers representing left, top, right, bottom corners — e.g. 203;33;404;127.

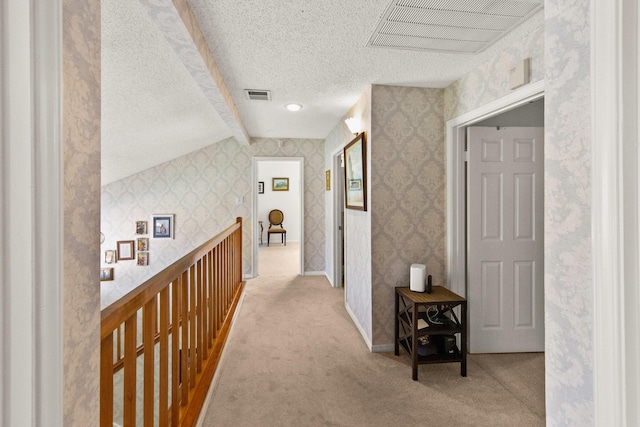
101;0;544;185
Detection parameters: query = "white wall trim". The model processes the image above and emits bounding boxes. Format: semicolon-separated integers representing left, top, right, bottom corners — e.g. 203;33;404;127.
445;80;545;298
251;157;304;277
1;1;63;425
331;145;346;289
344;302;373;352
591;0;639;424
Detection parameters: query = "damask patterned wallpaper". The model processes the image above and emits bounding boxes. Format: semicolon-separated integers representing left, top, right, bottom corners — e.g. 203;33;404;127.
101;137;325;308
62;0;101;425
444;25;544;121
543;0;594;423
325;88;374;342
370;85;445;346
442;6;595;423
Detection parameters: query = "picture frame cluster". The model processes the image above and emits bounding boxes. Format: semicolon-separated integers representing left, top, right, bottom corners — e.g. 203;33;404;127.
100;214;175;281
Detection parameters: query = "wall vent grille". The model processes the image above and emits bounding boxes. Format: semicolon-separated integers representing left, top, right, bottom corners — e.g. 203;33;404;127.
367;0;542;54
244;89;271;101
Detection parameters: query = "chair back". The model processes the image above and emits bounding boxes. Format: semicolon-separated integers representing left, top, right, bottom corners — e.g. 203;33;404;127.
268;209;284;227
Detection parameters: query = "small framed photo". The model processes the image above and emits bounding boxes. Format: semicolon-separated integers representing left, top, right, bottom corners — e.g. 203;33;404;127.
152;214;174;239
137;237;149;251
100;267;114;281
136;221;148;235
137;252;149;266
272;177;289;191
105;249;117;264
258;181;265;194
116;240;135;261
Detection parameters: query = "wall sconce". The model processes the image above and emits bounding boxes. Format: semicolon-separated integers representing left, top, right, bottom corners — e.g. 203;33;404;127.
344;117;361;135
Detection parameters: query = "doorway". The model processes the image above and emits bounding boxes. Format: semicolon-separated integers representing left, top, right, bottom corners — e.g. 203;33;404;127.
466;124;544;353
252;157;304;277
332;150;345;289
446;83;545;355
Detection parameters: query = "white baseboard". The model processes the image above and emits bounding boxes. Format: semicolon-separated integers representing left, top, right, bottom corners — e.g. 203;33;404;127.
371;344;394;353
303;271;325;276
344;302;373;351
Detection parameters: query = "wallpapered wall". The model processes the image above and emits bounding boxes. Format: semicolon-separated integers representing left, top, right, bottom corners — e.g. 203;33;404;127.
442;6;594;423
101;137;325;308
370;85;445;346
444;25;544;121
63;0;101;424
543;0;593;423
324;88;373;342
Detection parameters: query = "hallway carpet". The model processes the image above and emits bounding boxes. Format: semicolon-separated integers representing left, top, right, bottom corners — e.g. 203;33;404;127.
201;249;545;426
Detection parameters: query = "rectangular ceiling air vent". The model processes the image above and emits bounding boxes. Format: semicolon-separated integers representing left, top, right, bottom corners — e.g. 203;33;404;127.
245;89;271;101
367;0;543;54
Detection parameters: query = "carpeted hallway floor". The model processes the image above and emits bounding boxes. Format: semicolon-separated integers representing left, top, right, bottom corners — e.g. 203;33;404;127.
201;243;545;426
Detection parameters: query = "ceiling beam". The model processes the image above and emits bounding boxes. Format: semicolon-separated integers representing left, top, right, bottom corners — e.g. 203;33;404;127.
139;0;250;145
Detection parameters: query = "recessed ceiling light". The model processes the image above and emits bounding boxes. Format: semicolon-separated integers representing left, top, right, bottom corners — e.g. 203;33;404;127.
285;103;302;112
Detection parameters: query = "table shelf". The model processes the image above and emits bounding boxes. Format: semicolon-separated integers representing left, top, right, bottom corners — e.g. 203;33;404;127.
394;286;467;381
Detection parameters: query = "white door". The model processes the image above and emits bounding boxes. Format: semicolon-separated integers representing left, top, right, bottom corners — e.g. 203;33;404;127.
467;127;544;353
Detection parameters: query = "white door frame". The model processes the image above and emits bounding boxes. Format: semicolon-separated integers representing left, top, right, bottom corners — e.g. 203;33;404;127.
592;0;640;424
2;0;63;425
332;148;345;289
446;80;545;300
251;157;304;277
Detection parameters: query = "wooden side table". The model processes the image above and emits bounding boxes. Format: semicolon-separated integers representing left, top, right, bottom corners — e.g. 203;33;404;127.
394;286;467;380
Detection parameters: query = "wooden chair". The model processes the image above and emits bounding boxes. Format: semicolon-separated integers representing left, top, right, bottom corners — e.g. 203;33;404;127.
267;209;286;246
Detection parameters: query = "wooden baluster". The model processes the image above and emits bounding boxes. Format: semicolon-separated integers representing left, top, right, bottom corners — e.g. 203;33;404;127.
208;250;215;344
123;316;137;426
100;332;114;427
189;264;197;388
197;258;204;372
172;276;181;426
181;269;189;405
143;299;156;427
159;287;170;427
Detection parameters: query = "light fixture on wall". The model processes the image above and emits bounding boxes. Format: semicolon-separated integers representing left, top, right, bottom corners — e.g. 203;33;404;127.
285;103;302;112
344;116;361;134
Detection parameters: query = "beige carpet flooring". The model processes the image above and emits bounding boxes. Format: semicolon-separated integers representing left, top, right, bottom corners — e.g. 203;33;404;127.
201;244;545;427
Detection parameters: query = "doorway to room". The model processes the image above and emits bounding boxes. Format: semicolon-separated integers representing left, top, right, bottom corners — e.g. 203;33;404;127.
252;157;304;277
333;150;345;289
446;85;545;355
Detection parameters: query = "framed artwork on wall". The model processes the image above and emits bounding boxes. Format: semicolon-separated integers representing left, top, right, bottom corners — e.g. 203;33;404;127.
100;267;114;281
116;240;134;260
137;237;149;251
105;249;116;264
135;220;148;235
344;132;367;211
258;181;265;194
137;252;149;266
272;177;289;191
152;214;174;239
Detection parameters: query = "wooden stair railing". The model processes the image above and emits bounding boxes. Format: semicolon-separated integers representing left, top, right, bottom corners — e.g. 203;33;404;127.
100;217;245;427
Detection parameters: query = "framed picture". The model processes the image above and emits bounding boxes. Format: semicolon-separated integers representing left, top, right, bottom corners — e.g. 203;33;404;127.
152;214;174;239
326;170;331;191
135;221;148;235
137;252;149;266
258;181;265;194
116;240;135;260
137;237;149;251
344;132;367;211
105;249;117;264
100;267;114;281
272;177;289;191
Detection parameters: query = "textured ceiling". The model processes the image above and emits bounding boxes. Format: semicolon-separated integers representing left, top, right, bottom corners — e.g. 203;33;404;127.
101;0;544;185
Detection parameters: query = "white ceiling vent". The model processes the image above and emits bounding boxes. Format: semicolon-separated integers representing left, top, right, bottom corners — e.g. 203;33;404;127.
367;0;543;54
245;89;272;101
